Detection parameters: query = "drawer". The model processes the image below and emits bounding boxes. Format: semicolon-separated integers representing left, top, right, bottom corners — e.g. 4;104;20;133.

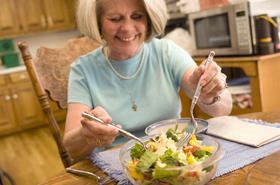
0;75;6;86
9;71;29;83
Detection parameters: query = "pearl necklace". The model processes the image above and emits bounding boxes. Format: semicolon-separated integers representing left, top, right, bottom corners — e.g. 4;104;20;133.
103;46;145;111
103;46;145;80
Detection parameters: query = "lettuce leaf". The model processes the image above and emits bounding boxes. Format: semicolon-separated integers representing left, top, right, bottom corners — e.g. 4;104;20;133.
161;149;187;166
136;151;159;173
153;165;179;179
130;143;145;159
166;128;179;142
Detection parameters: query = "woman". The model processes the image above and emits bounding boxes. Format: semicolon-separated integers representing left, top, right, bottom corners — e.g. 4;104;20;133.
63;0;232;160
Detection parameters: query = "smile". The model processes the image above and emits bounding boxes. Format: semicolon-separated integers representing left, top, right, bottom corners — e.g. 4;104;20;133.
118;36;136;42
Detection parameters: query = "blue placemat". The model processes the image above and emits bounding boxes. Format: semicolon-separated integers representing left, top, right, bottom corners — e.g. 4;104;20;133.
90;118;280;185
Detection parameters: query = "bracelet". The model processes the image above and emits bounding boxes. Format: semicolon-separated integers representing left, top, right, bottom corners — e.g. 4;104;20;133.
201;96;221;106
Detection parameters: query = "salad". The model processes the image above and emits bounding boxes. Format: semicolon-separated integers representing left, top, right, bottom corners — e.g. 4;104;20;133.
126;126;216;185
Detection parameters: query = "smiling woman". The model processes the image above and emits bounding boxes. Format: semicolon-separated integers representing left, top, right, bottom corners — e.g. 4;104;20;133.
100;0;148;60
77;0;167;44
63;0;232;161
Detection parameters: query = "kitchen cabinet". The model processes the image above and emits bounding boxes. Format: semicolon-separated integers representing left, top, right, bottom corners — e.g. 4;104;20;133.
189;53;280;119
17;0;47;32
0;0;77;39
0;88;17;132
0;0;21;35
0;71;44;135
0;70;66;136
43;0;74;30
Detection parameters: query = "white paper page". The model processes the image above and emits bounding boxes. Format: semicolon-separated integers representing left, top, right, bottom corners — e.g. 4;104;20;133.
207;116;280;147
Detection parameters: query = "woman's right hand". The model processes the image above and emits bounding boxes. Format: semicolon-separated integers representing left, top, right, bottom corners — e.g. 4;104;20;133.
80;106;119;148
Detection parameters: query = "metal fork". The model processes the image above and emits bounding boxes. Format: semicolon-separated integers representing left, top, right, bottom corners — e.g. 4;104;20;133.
176;51;215;148
66;167;114;185
81;112;147;150
176;131;193;148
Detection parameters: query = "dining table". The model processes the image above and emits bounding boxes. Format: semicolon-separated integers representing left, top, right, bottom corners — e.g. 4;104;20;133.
40;111;280;185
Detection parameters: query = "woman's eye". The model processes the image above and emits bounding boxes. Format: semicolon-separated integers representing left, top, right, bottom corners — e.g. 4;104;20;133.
109;17;122;22
131;14;143;20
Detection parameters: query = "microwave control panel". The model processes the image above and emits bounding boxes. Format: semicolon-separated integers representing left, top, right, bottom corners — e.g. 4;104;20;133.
234;3;252;49
235;11;251;46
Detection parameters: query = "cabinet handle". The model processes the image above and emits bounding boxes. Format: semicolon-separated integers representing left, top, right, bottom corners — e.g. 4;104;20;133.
41;15;47;27
12;94;18;100
48;16;53;26
5;95;11;101
19;74;26;80
19;23;23;30
0;26;12;31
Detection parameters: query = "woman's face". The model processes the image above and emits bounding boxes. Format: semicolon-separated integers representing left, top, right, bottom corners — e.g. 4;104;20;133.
100;0;148;60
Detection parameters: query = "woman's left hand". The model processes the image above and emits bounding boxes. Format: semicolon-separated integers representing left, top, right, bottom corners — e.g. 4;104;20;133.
188;60;228;104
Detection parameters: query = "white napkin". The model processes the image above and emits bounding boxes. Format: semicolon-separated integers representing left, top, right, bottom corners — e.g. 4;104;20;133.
206;116;280;147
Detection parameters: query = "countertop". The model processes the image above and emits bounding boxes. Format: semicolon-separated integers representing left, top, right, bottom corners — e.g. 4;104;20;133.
0;65;26;75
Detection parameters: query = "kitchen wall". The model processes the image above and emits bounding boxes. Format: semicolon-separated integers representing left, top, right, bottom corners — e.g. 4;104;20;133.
248;0;280;16
14;30;81;58
176;0;280;16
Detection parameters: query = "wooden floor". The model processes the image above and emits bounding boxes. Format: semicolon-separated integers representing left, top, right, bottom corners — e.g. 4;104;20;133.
0;126;64;185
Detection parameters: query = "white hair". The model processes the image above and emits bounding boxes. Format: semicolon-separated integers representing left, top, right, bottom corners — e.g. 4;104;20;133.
76;0;168;44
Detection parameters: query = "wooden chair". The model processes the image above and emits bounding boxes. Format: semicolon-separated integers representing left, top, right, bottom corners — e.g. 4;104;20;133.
18;37;100;168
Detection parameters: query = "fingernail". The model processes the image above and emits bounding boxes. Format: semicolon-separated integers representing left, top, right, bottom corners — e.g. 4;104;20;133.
116;124;122;128
200;80;206;86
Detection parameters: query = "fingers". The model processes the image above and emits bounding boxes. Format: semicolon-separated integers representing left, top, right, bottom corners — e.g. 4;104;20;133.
190;65;205;85
81;106;119;147
202;73;227;95
81;120;118;147
200;61;221;86
194;61;228;101
89;106;112;123
190;60;221;86
94;137;113;147
83;132;115;147
81;119;118;136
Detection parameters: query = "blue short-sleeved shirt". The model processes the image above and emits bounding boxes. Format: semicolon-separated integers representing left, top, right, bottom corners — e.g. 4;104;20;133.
68;38;196;144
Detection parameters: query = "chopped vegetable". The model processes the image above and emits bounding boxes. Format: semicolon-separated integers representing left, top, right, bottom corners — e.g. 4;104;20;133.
131;143;146;159
127;126;216;185
166;128;179;142
136;151;158;173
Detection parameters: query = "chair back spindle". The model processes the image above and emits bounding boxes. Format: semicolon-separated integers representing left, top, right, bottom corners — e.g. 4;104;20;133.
18;42;72;168
18;37;100;168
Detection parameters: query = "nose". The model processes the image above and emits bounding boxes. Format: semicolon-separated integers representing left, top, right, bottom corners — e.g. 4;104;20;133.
120;18;134;32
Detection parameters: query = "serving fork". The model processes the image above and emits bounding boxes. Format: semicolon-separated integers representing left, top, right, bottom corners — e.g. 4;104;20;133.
81;112;147;150
176;51;215;148
66;167;113;185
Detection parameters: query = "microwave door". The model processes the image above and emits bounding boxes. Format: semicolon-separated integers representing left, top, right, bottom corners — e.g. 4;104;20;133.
189;2;252;56
190;10;238;56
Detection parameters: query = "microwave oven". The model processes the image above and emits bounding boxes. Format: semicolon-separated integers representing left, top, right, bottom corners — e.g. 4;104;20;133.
189;2;257;56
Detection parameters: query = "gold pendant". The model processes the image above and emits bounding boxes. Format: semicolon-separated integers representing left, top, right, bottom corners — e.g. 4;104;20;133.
132;102;137;111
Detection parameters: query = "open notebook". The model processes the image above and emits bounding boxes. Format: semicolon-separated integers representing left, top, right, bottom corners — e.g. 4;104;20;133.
206;116;280;147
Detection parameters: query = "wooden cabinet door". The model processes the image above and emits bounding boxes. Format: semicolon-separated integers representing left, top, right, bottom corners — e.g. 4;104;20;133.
11;83;44;128
49;101;67;123
0;0;20;35
0;89;17;131
17;0;46;32
67;0;78;27
43;0;71;29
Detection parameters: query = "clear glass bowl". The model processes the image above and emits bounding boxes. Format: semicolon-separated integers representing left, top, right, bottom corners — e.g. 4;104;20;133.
145;118;208;136
119;134;224;185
